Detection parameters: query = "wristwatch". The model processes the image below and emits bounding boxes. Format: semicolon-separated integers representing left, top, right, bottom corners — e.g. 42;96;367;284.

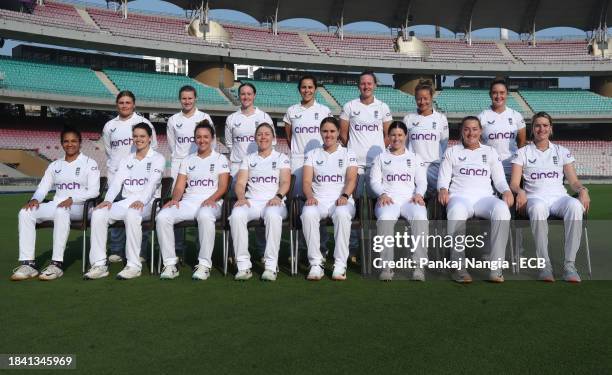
275;193;284;200
341;193;350;199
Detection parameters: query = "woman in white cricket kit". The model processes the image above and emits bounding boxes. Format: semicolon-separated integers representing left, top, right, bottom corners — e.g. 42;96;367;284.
284;75;332;196
402;80;448;195
370;121;428;282
166;85;214;254
85;123;165;280
225;82;273;178
11;128;100;281
339;71;392;196
478;79;527;178
510;112;590;283
156;121;230;281
438;116;513;283
230;123;291;281
103;90;157;263
302;117;358;281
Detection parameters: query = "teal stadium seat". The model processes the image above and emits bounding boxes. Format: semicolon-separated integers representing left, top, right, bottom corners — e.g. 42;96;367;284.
229;79;335;109
519;89;612;115
435;88;526;116
104;69;230;105
0;56;111;98
323;83;416;113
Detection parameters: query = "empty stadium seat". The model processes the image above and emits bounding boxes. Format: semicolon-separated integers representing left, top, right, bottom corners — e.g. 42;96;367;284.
323;83;416;113
519;89;612;115
435;88;526;115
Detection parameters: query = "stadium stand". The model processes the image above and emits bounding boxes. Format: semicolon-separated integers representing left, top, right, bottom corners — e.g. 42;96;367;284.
0;1;98;33
307;33;417;60
506;40;603;64
0;56;111;98
229;80;335;109
435;88;527;115
223;25;316;55
519;89;612;115
103;69;230;105
423;39;511;63
323;83;417;113
0;163;29;178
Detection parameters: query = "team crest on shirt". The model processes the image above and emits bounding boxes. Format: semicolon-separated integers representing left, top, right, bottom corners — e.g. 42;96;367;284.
458;156;467;162
189;165;196;171
374;110;379;119
255;121;259;126
210;164;216;172
75;167;81;176
553;156;558;165
406;159;412;167
432;122;437;129
508;118;513;125
315;113;319;120
272;162;277;169
127;164;133;169
146;162;151;172
110;128;117;133
176;123;183;128
338;159;344;168
528;158;536;164
482;155;487;164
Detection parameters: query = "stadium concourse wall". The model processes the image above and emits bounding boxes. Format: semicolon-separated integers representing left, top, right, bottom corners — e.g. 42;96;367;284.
1;17;611;77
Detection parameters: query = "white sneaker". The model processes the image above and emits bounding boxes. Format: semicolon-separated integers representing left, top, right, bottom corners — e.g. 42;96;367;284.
192;265;210;281
261;269;277;281
412;267;426;282
84;265;109;280
379;269;394;281
116;266;141;280
452;269;473;284
160;265;179;280
10;264;38;281
489;270;504;283
108;254;123;263
332;267;347;281
38;263;63;281
234;269;252;281
563;262;581;283
307;265;324;281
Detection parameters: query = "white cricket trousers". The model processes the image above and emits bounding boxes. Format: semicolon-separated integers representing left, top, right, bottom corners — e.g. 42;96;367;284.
230;200;287;271
446;194;511;269
89;199;152;269
301;199;355;270
18;201;84;262
527;194;583;266
156;198;221;267
425;162;440;197
375;199;429;265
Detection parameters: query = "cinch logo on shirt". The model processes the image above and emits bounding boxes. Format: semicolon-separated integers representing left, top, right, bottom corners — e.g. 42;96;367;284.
177;136;195;144
295;126;320;134
124;177;149;186
354;124;379;132
410;133;437;141
459;168;488;176
315;174;343;183
234;135;255;143
488;132;515;140
250;176;278;184
189;178;214;187
54;182;81;190
386;173;412;182
530;171;559;180
111;138;133;148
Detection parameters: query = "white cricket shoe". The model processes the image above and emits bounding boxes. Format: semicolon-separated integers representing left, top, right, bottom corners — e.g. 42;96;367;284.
116;266;141;280
261;269;277;281
234;269;252;281
412;267;426;282
38;263;64;281
108;254;123;263
192;265;210;281
332;267;347;281
563;262;581;283
307;265;324;281
488;270;505;283
10;264;38;281
379;269;394;282
452;269;473;284
160;265;179;280
84;265;109;280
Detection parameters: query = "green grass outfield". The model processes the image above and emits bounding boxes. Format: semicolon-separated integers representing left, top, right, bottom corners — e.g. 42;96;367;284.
1;186;611;374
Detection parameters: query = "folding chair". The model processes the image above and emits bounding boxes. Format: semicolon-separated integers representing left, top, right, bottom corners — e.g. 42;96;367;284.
35;176;106;273
107;176;173;275
158;177;232;276
292;193;367;276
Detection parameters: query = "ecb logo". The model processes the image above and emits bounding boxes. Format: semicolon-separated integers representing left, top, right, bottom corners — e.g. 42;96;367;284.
315;113;319;120
338;159;344;168
374;110;379;118
553;156;558;165
146;162;151;172
508;118;513;125
482;155;487;164
75;167;81;176
432;122;437;129
272;162;277;169
406;159;412;167
210;164;215;172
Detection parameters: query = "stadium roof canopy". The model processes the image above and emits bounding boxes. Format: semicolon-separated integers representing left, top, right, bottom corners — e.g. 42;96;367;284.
110;0;612;34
